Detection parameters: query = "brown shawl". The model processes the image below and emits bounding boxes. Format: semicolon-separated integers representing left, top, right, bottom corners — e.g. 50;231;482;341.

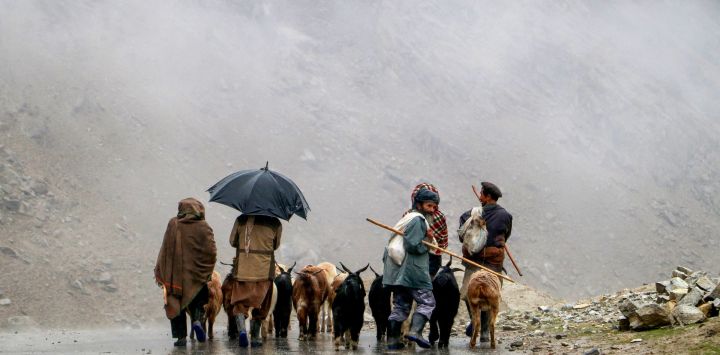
155;198;217;319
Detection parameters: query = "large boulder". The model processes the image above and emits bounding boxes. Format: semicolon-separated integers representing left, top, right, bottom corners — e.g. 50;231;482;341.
629;303;671;330
678;287;704;307
706;284;720;301
695;276;716;292
619;299;640;317
671;305;705;325
656;280;671;295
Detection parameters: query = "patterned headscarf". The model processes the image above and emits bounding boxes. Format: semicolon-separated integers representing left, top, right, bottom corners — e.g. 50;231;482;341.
407;183;448;255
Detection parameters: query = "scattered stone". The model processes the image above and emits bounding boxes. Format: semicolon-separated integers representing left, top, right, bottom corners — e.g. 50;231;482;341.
503;323;522;331
670;288;688;301
574;303;591;309
0;298;11;306
630;338;643;343
70;279;84;291
619;299;639;317
713;299;720;309
629;303;670;330
538;306;552;313
656;281;671;295
530;317;540;325
672;305;705;325
510;340;523;348
103;284;118;293
618;316;630;331
561;342;569;347
584;348;601;355
555;333;567;339
679;287;704;307
2;199;21;212
97;272;113;284
30;181;48;195
532;329;545;337
672;270;688;279
0;246;19;258
698;302;713;317
706;284;720;301
677;266;693;275
670;277;689;291
695;276;716;292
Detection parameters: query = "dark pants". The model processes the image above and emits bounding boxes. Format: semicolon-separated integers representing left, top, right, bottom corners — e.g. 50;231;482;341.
428;253;442;278
170;285;209;339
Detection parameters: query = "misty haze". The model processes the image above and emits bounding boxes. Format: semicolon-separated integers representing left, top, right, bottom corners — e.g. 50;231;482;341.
1;1;719;353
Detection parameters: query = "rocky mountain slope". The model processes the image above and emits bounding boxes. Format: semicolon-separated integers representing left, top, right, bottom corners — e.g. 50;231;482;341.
1;1;720;327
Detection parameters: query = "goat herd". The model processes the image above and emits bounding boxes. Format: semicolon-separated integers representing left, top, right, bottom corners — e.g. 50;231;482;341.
196;258;499;351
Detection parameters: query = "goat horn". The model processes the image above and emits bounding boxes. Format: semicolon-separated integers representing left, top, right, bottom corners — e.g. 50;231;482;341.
356;263;370;275
369;265;380;278
339;262;352;274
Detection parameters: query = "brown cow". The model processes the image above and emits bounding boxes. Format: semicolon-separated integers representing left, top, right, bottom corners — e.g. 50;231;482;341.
316;262;339;333
292;265;330;340
466;270;501;349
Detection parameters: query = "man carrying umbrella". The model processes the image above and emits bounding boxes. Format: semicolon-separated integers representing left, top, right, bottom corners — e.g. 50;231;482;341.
207;163;310;348
155;198;217;347
224;214;281;348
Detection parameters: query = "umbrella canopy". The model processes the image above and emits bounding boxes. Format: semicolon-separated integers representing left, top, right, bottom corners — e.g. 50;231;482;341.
207;163;310;221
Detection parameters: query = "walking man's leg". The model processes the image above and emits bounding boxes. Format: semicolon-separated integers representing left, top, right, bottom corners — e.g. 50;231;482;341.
405;289;435;349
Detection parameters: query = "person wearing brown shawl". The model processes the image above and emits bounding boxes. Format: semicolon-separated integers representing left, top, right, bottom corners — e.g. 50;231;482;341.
224;214;282;348
155;198;217;346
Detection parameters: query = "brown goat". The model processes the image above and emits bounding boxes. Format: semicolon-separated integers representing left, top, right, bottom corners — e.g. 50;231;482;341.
316;262;338;333
190;270;223;340
292;265;330;340
466;270;501;349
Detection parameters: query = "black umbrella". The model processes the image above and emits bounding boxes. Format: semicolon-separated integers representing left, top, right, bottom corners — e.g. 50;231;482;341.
207;162;310;221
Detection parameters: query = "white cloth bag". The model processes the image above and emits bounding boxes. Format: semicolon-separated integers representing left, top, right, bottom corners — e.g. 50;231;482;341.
387;212;429;265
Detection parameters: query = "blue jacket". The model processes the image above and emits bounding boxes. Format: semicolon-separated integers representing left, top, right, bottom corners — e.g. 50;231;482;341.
382;216;432;290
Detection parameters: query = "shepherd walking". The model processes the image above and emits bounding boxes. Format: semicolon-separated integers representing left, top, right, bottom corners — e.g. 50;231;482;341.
382;187;440;350
155;198;217;346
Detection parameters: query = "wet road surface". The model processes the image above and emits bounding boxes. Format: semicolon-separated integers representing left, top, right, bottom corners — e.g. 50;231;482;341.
0;326;519;354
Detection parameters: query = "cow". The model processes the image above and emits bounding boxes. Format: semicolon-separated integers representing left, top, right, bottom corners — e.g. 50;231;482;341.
292;265;330;340
429;258;462;348
332;262;369;350
467;270;502;349
368;265;391;342
189;270;223;340
327;266;348;315
273;261;295;338
316;261;338;333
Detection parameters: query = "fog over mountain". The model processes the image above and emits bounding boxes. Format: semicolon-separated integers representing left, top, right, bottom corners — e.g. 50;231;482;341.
1;1;719;326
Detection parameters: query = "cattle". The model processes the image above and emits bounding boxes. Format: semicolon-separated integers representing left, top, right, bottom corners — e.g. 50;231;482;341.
292;265;330;340
467;270;502;349
189;270;223;340
327;267;348;315
316;261;338;333
332;263;369;350
429;258;462;348
368;265;391;342
273;261;295;338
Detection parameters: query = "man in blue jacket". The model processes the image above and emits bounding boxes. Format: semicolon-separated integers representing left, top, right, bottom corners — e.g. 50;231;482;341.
382;188;439;350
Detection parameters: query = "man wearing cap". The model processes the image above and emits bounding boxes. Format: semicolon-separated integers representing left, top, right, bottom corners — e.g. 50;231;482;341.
458;181;513;343
382;188;440;350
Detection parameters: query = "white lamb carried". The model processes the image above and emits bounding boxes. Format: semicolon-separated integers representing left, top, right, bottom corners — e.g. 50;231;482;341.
459;207;487;255
387;212;429;265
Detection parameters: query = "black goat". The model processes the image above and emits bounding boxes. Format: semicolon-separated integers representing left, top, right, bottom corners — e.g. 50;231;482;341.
368;265;392;342
429;258;462;348
273;261;296;338
332;262;369;350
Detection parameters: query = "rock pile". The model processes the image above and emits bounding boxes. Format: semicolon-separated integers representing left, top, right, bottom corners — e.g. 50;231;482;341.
619;266;720;330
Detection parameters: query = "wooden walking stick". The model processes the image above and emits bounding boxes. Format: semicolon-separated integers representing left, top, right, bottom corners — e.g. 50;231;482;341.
366;218;515;283
472;185;523;276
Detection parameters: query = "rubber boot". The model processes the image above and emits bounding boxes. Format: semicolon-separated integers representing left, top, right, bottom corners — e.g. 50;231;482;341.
191;321;206;342
479;311;490;342
386;320;405;350
405;313;431;349
250;319;263;348
465;301;473;337
173;337;187;347
235;314;249;348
